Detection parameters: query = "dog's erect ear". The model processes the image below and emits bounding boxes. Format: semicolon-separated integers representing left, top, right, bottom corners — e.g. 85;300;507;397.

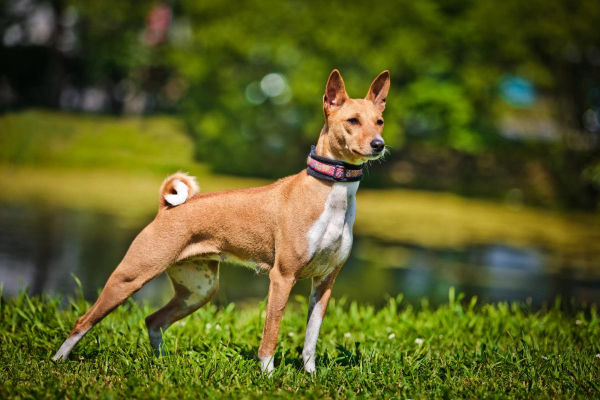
365;70;390;111
323;69;348;113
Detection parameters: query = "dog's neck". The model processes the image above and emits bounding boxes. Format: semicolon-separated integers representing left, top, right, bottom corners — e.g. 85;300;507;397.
315;124;362;164
309;125;363;183
315;124;335;159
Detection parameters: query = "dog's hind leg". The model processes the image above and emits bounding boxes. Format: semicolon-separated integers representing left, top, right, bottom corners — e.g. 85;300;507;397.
145;259;219;356
52;262;164;361
52;225;183;361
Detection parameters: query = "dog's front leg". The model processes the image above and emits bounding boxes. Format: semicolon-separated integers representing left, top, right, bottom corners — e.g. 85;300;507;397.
302;265;342;373
258;267;296;375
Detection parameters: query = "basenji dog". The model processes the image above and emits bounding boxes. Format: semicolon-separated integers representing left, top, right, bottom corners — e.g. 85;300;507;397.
53;69;390;374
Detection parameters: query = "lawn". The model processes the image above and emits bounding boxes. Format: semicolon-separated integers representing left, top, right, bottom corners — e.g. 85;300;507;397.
0;289;598;399
1;110;600;398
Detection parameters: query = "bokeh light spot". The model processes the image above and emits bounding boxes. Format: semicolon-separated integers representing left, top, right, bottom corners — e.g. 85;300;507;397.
245;81;266;105
260;73;286;97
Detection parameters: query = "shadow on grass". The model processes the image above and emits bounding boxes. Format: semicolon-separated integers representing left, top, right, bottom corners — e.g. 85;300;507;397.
185;341;364;371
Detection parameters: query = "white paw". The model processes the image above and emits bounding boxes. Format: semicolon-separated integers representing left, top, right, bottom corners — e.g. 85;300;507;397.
304;362;316;374
302;353;316;373
52;331;87;362
259;355;275;376
52;350;68;362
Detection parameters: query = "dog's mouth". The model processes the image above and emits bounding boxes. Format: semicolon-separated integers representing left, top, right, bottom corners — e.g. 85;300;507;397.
351;149;384;161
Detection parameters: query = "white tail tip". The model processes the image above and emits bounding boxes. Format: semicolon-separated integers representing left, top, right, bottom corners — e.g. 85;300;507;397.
163;180;189;206
159;172;199;209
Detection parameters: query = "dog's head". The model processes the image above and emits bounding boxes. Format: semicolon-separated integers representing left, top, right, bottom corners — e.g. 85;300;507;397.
318;69;390;165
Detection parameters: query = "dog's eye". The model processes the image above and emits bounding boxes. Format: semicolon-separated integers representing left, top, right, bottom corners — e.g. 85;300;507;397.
347;118;359;125
377;119;384;126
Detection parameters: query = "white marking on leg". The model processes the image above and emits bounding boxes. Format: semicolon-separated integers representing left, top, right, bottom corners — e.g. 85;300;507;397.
146;259;219;356
259;355;275;376
302;299;323;373
302;182;357;369
52;330;88;361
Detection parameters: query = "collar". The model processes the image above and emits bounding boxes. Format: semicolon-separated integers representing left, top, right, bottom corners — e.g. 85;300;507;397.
306;146;363;182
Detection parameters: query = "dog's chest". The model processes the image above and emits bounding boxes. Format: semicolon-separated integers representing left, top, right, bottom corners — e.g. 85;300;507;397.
302;182;358;278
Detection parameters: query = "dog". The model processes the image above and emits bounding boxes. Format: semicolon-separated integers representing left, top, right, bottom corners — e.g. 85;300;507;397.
53;69;390;374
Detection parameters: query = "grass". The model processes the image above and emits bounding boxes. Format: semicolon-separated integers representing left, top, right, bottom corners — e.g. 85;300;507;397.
0;109;198;174
1;111;600;398
1;288;598;399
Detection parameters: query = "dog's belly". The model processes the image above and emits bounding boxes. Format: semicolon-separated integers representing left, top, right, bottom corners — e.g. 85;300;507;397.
203;253;269;274
299;182;358;279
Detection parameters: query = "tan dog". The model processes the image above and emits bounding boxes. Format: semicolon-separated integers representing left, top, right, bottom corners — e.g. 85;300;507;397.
53;69;390;374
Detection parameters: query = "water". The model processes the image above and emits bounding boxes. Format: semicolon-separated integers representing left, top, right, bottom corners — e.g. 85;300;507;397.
1;203;599;308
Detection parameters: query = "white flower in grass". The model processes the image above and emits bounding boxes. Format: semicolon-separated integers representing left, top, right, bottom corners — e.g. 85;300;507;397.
596;354;600;359
179;321;186;326
215;324;221;331
205;323;212;330
542;356;548;360
288;332;295;337
344;332;351;338
415;338;424;345
388;333;396;340
575;320;582;326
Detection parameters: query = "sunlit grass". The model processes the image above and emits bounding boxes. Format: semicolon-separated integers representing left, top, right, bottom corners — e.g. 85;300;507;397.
356;190;600;266
0;110;268;225
1;289;598;398
0;109;196;173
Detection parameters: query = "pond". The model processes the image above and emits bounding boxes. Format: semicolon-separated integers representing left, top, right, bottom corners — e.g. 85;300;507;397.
1;201;599;309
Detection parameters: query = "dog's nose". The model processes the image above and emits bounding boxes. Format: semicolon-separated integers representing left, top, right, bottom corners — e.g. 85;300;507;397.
370;139;385;153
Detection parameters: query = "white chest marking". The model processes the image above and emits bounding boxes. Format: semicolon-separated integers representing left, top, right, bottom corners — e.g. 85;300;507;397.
304;182;358;278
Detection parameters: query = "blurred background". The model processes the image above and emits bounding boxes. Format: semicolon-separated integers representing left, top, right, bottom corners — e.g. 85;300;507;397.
1;0;600;308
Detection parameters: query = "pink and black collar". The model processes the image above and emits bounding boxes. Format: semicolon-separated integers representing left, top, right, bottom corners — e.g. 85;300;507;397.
306;146;363;182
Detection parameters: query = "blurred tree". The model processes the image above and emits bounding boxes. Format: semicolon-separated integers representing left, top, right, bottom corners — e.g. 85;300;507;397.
1;0;599;208
167;0;455;176
167;1;599;194
463;0;600;208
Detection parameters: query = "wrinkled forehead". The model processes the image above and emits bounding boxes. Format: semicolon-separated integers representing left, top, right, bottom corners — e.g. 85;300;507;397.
339;98;382;119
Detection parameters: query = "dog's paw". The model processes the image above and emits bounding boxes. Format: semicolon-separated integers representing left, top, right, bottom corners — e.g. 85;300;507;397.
304;361;316;374
51;352;67;362
302;352;317;374
259;355;275;377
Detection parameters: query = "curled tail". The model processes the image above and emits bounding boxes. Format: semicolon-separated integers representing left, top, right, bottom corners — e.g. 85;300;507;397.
159;172;200;209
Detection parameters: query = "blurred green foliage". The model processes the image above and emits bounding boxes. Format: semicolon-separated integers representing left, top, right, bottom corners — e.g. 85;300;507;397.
159;0;600;179
2;0;600;208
